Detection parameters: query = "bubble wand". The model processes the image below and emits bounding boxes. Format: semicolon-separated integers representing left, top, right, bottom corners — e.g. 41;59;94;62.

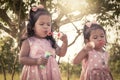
47;32;63;39
40;51;51;69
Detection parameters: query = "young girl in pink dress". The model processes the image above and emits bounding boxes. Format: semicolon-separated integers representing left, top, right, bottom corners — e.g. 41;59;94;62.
19;5;68;80
73;21;113;80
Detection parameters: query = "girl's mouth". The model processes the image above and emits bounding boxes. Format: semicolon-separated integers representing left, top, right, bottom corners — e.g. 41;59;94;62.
44;30;49;35
47;31;52;36
99;41;105;46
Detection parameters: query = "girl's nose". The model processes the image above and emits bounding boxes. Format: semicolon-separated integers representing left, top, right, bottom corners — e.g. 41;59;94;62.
98;37;102;41
44;25;49;29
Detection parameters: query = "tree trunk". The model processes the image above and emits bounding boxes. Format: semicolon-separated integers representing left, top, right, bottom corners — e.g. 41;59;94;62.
0;60;6;80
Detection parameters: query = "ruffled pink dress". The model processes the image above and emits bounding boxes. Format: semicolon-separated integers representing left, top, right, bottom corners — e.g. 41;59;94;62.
20;37;61;80
82;50;113;80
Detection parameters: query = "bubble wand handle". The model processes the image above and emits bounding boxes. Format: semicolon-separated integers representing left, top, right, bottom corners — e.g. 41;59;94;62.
40;51;51;69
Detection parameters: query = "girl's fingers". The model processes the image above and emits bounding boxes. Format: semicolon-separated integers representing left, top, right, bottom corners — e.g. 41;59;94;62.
85;42;95;51
60;34;67;41
89;41;95;48
41;57;48;65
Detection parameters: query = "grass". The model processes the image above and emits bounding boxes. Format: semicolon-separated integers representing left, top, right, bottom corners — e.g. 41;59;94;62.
61;72;79;80
112;73;120;80
0;73;79;80
0;72;120;80
0;73;20;80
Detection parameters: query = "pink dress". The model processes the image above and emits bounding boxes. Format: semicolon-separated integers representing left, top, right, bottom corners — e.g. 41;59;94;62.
83;50;113;80
20;37;61;80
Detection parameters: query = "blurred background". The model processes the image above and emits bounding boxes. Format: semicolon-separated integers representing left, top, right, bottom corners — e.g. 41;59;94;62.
0;0;120;80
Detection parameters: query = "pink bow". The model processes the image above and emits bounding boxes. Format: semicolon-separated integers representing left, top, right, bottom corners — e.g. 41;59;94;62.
32;4;44;11
85;20;97;27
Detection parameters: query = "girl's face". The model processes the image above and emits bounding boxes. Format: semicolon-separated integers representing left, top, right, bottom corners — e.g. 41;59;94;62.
33;15;51;38
89;29;106;50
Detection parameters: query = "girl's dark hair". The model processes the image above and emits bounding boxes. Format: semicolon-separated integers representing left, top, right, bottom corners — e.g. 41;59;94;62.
27;7;50;37
21;6;56;49
83;23;106;43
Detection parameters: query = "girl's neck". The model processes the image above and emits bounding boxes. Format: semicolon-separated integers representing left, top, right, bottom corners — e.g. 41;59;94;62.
94;48;104;53
34;35;46;39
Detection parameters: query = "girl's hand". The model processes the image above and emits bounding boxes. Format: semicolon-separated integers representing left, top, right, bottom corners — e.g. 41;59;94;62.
59;33;68;43
37;57;48;65
55;32;68;57
84;41;95;51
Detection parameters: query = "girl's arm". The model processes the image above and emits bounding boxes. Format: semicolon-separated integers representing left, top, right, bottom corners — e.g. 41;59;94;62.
19;39;47;65
56;34;68;57
73;48;88;65
73;41;95;65
19;39;37;65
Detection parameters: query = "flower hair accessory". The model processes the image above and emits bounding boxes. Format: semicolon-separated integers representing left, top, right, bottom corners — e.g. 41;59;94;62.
85;20;97;27
32;4;44;12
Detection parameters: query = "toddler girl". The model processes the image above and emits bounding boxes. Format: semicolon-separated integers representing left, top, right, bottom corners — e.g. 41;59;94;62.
73;21;113;80
19;5;68;80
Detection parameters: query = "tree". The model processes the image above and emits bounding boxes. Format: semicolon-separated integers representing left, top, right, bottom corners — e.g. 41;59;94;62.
0;35;19;80
0;0;119;45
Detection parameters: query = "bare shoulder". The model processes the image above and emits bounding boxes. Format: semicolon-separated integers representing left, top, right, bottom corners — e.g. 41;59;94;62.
22;39;29;46
19;39;30;56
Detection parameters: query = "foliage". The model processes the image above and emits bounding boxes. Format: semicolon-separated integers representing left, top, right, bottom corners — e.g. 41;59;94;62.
0;0;120;39
109;43;120;73
0;36;20;80
59;61;82;78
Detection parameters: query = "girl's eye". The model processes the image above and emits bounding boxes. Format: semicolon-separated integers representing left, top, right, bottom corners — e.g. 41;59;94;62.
101;35;105;38
47;23;51;26
93;36;97;39
94;37;97;39
39;24;44;26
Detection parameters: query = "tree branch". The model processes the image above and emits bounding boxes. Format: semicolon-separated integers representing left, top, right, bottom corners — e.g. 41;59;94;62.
0;23;16;38
68;31;82;47
0;9;15;27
